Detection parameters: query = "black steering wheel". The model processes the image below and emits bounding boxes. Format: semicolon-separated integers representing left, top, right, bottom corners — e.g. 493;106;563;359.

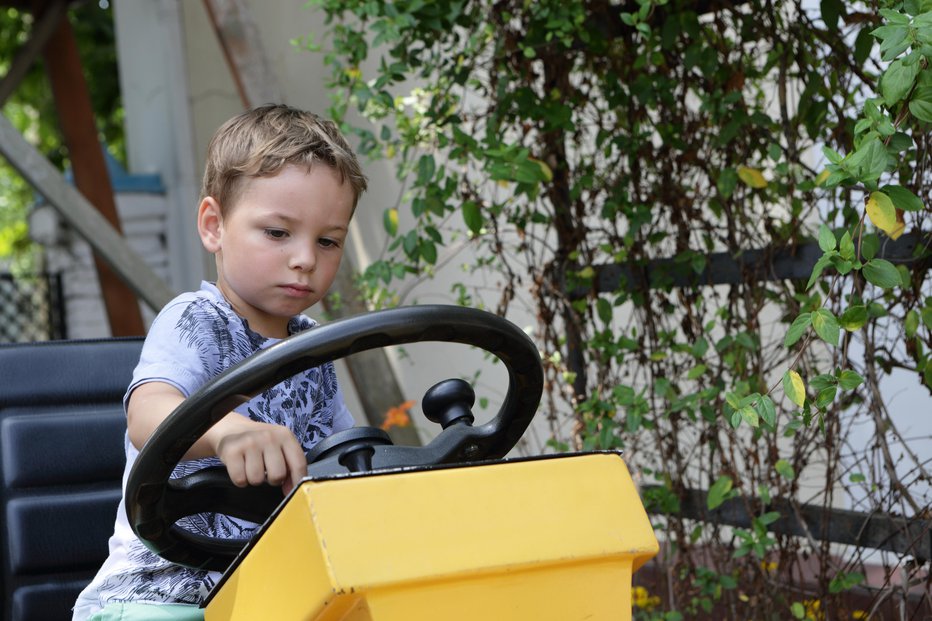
125;305;543;572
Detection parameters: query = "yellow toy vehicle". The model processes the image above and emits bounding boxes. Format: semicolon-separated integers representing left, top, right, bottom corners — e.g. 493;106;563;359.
125;305;658;620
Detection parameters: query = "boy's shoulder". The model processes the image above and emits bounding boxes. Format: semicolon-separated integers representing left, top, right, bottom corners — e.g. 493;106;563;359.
155;282;228;320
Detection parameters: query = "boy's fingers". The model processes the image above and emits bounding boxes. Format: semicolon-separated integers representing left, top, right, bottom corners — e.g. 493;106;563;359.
226;456;248;488
242;450;266;486
263;448;288;486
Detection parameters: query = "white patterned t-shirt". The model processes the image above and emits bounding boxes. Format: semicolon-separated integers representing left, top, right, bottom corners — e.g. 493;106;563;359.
72;281;355;620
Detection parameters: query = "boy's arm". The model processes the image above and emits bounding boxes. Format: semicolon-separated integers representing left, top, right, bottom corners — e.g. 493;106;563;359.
127;381;307;494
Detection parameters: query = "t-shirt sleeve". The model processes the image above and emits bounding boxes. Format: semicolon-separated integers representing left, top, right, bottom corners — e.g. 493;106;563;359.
123;298;218;410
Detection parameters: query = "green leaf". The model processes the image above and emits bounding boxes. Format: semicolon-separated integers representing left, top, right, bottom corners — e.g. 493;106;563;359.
775;459;796;479
810;373;837;392
839;231;856;261
419;239;438;264
821;146;844;164
596;297;612;324
756;395;777;427
812;308;840;346
687;364;707;380
725;391;742;409
873;23;911;60
717;167;738;198
829;571;865;594
784;313;812;347
863;258;902;288
791;602;806;619
462;201;483;235
818;224;836;252
739;405;759;428
807;254;833;289
820;0;844;29
708;475;733;510
846;138;888;182
840;305;868;331
815;384;837;408
906;308;920;337
416;154;436;185
838;369;864;390
878;8;910;24
860;234;880;260
881;184;925;212
854;27;875;64
909;85;932;122
880;57;921;105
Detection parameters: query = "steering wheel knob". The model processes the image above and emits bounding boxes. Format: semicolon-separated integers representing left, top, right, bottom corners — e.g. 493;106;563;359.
423;379;476;429
305;427;394;473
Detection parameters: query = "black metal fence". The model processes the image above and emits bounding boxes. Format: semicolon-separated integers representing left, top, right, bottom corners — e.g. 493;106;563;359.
0;272;66;343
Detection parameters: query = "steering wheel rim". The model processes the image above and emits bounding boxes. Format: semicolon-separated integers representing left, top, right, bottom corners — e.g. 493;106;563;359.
125;305;543;571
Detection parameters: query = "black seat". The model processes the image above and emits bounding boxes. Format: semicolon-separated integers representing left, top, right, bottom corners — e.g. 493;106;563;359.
0;338;142;621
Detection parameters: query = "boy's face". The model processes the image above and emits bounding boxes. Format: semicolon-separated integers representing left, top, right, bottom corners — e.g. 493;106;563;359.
198;164;355;338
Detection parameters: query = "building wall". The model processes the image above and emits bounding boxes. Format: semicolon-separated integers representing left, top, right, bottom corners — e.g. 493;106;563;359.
32;190;170;339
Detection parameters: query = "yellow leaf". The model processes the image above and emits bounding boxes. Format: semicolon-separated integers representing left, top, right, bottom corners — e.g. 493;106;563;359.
890;209;906;240
815;169;831;186
866;191;898;236
787;370;806;407
738;166;768;189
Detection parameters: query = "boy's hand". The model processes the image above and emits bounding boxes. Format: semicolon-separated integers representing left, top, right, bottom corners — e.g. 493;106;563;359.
211;417;307;495
127;381;306;495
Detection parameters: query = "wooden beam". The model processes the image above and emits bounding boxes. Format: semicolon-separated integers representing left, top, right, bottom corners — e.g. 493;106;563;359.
202;0;422;445
0;113;176;312
201;0;282;108
645;484;932;562
38;0;146;336
578;231;931;297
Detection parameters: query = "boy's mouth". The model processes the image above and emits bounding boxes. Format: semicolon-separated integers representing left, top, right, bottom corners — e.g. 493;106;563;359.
280;283;313;297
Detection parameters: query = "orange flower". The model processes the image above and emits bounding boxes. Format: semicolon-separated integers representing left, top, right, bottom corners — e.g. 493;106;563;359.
381;400;415;430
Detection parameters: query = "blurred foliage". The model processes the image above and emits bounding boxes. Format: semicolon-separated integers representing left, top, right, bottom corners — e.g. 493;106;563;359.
0;2;123;270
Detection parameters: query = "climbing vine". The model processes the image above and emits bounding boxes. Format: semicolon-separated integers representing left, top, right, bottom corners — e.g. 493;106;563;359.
305;0;931;617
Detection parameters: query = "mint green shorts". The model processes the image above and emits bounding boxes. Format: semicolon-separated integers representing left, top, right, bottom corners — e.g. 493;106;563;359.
88;602;204;621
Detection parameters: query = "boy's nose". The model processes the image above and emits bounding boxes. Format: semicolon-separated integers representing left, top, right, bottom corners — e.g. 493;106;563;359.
289;246;316;272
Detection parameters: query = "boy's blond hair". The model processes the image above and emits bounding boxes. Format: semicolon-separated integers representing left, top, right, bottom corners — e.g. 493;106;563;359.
201;103;368;214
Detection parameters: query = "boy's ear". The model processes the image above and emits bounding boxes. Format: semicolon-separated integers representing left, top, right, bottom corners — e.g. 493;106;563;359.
198;197;223;253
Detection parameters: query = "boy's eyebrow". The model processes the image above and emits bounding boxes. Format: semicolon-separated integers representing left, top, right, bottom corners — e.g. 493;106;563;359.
264;211;349;232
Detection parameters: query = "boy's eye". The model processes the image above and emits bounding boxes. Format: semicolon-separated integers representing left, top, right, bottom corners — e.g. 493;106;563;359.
319;238;341;248
265;229;288;239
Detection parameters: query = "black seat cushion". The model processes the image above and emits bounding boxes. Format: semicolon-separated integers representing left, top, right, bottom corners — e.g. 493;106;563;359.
0;338;142;621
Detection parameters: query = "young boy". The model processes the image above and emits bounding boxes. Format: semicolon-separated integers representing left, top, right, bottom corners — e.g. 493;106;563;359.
72;104;368;621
